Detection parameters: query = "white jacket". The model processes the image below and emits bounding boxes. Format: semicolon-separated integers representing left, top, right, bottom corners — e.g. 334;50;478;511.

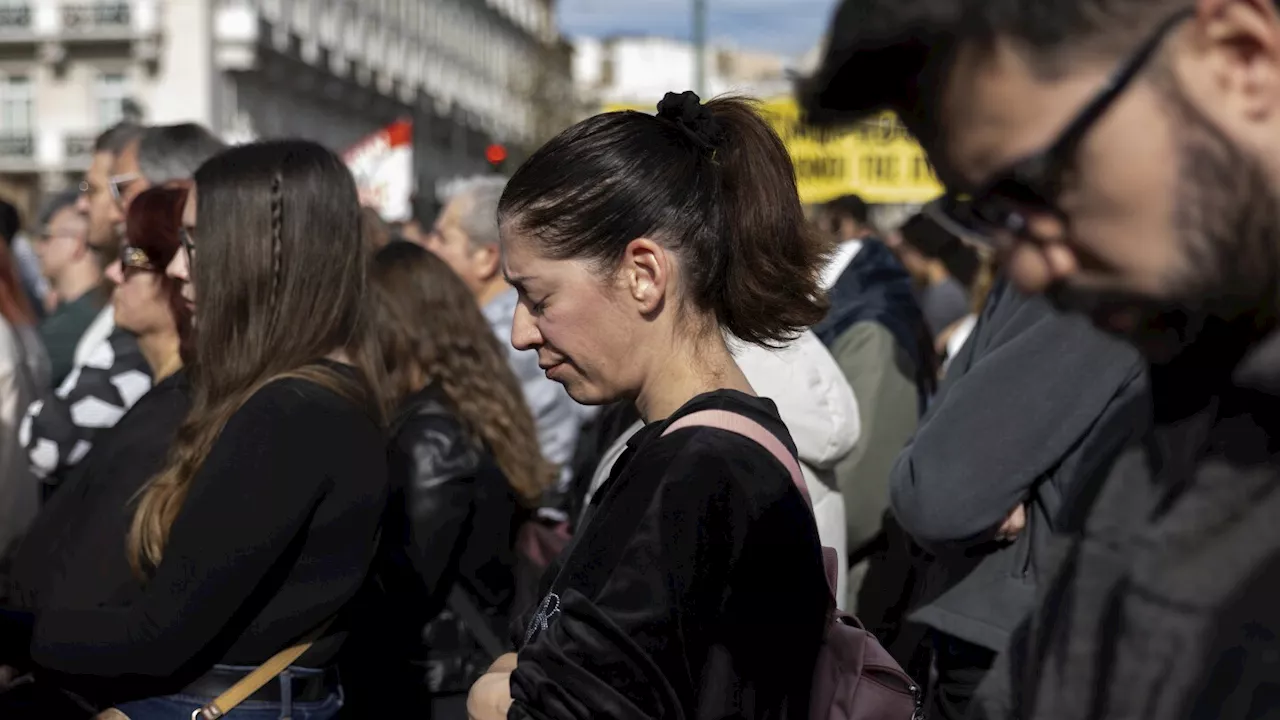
583;330;861;609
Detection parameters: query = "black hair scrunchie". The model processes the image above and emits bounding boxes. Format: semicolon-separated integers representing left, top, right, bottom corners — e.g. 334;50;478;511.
656;91;726;153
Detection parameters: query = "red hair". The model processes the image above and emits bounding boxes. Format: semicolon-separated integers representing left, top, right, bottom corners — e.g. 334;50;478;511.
0;241;34;328
126;186;193;358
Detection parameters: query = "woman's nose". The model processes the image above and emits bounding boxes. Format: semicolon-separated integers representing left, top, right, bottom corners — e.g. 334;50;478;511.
510;301;541;352
166;248;189;282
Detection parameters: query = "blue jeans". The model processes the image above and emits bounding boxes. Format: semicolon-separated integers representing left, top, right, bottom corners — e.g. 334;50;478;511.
112;666;343;720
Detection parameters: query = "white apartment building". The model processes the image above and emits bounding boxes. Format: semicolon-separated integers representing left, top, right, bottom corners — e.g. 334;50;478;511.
0;0;571;220
573;34;792;111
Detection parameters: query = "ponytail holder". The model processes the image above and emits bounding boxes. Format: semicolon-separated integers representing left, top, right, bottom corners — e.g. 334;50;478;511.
656;91;725;153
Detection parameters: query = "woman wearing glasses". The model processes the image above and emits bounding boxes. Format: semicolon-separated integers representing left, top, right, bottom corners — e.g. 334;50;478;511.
0;186;196;710
1;142;386;719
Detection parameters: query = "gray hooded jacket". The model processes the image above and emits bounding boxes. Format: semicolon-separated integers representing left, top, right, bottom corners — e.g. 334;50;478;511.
889;278;1149;652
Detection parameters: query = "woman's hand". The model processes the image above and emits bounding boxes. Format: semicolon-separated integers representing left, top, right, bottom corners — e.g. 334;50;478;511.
995;504;1027;542
488;652;518;674
467;668;514;720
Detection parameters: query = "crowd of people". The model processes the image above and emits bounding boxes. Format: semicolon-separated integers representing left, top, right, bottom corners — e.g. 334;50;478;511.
0;0;1272;718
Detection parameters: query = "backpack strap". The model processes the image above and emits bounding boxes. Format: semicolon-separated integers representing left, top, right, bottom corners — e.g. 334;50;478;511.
662;409;840;602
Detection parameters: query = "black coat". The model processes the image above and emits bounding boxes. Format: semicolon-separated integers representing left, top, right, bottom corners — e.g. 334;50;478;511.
510;390;828;720
342;383;527;713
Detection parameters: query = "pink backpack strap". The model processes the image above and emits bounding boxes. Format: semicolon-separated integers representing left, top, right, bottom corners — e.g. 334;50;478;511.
663;409;840;600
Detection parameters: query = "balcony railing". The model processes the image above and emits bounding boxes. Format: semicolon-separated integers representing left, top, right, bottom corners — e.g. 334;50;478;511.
64;133;96;160
0;5;32;30
0;133;35;158
61;2;131;32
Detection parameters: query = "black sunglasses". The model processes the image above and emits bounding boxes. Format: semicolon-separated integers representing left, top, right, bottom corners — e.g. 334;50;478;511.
119;244;157;279
945;8;1194;243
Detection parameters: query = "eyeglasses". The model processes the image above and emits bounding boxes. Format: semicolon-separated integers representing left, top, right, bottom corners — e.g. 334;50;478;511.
939;9;1194;246
920;197;997;258
108;172;141;206
120;244;156;279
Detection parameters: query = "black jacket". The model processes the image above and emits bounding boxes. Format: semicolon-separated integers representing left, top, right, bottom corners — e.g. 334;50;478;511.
977;320;1280;720
889;278;1149;652
344;384;526;711
19;363;385;705
2;371;190;618
510;390;827;720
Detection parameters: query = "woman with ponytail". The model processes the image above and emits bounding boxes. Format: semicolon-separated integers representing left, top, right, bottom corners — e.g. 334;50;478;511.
21;140;387;719
467;92;830;719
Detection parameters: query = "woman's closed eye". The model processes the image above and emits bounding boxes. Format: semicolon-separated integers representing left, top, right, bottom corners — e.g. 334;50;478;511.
517;289;548;315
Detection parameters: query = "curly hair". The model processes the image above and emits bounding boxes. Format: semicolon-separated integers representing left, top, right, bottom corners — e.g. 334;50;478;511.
370;241;556;505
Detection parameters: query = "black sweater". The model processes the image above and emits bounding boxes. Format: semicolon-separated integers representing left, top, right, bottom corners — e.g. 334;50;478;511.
510;390;828;720
2;371;191;617
26;365;387;701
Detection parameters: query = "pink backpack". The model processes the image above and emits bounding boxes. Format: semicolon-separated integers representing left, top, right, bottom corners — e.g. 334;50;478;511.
665;410;924;720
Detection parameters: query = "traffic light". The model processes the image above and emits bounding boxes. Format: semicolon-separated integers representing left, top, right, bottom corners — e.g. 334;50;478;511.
486;143;508;173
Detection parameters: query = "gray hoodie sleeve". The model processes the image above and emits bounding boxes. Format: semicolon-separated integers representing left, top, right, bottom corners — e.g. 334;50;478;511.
889;286;1142;550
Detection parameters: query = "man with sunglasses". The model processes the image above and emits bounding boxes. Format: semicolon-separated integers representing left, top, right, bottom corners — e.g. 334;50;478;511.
804;0;1280;718
106;123;223;238
19;122;222;497
18;123;150;497
77;122;141;256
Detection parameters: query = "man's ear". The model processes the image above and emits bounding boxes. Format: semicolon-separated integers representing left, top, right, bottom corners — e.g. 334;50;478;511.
1180;0;1280;145
473;243;502;282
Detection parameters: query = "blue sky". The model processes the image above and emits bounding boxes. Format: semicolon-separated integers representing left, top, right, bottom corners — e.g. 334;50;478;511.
556;0;840;59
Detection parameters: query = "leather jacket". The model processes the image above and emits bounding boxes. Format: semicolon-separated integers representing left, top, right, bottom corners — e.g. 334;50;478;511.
373;383;527;695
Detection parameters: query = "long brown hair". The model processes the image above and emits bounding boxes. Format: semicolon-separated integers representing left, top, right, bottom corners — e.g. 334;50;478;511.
124;186;194;358
127;140;386;577
0;237;34;328
370;241;555;506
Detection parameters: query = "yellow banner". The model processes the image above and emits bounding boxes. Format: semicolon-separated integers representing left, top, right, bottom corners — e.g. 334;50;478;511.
604;98;943;206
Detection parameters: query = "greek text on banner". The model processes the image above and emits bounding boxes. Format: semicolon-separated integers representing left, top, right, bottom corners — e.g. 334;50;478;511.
603;98;943;205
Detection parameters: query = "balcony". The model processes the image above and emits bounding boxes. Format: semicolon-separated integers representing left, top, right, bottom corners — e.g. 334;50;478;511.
0;5;32;32
64;133;96;162
60;2;132;40
62;2;129;29
0;133;36;170
0;133;33;156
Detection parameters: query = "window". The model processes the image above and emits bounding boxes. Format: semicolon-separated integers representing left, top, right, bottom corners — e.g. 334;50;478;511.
0;75;32;134
94;72;128;128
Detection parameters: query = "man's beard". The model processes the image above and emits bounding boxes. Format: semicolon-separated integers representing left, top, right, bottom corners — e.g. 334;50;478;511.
1052;82;1280;363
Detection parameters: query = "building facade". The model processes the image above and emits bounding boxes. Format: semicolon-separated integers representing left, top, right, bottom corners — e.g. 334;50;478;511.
572;35;793;112
0;0;571;222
